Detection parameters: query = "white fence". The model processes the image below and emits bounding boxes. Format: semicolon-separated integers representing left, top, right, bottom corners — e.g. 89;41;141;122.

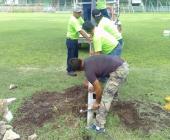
120;5;170;13
0;2;170;12
0;5;44;12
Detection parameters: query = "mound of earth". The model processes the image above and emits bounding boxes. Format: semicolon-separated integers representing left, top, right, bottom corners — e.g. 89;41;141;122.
111;100;170;133
13;85;88;139
13;85;170;139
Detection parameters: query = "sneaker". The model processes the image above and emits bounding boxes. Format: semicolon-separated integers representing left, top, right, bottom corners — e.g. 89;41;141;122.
88;124;105;133
67;72;77;76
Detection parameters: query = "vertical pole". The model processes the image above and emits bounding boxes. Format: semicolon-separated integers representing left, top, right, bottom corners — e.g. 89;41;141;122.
87;82;95;126
87;43;96;126
145;0;148;12
117;0;120;17
91;0;96;24
128;0;131;6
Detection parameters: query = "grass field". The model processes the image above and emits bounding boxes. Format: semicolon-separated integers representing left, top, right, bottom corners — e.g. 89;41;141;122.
0;12;170;140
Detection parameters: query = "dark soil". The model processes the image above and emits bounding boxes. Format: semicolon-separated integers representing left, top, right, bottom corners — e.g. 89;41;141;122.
13;85;170;139
111;101;153;133
111;100;170;132
13;85;88;139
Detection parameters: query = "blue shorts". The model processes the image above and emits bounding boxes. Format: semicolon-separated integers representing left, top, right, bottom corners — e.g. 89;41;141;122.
108;43;122;56
99;9;110;19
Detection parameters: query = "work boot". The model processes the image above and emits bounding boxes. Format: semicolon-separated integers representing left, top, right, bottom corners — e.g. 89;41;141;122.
67;71;77;77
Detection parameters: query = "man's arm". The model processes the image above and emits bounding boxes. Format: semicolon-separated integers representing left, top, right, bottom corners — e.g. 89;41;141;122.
92;79;102;109
79;29;92;43
93;51;101;55
90;51;101;56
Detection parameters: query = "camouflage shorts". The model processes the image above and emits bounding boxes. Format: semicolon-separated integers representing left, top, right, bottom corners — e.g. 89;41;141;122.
102;62;129;103
95;62;129;128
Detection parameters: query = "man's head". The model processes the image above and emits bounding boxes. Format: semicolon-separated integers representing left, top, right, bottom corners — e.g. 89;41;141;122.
82;21;95;35
73;5;82;18
92;9;103;23
69;58;83;71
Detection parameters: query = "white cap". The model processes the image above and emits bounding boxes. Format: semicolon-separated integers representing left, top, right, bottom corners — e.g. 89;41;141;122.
73;5;82;13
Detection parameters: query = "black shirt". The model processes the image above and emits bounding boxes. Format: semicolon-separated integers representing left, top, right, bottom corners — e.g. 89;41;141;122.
84;55;124;84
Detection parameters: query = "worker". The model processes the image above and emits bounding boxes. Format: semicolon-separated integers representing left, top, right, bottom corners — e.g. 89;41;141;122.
69;55;129;132
82;0;91;21
92;9;123;50
96;0;110;19
82;21;121;56
66;5;91;76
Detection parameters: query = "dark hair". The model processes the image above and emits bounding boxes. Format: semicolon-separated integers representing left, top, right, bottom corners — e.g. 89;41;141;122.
69;58;82;71
82;21;95;33
92;9;102;21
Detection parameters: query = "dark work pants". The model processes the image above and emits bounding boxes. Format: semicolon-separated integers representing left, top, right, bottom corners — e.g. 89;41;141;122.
100;9;110;19
108;43;122;56
66;39;79;72
118;39;124;47
83;4;91;21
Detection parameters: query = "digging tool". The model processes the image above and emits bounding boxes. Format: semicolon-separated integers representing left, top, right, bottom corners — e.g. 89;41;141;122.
80;108;93;113
86;43;96;126
87;78;96;127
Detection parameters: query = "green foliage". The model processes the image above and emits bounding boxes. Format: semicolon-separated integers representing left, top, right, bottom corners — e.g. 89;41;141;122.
0;13;170;140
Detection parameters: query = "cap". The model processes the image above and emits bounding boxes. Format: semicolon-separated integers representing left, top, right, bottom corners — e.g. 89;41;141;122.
73;5;82;13
92;9;102;20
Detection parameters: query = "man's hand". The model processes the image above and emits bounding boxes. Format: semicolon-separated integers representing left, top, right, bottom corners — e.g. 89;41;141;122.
79;30;92;43
92;101;100;110
88;85;94;92
88;37;92;43
89;51;94;56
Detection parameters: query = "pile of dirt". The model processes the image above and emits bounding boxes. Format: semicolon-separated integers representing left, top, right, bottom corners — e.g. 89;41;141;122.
13;85;170;138
111;100;170;132
13;85;88;138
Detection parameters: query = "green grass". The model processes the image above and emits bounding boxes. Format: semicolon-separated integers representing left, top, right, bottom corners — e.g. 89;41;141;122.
0;12;170;140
